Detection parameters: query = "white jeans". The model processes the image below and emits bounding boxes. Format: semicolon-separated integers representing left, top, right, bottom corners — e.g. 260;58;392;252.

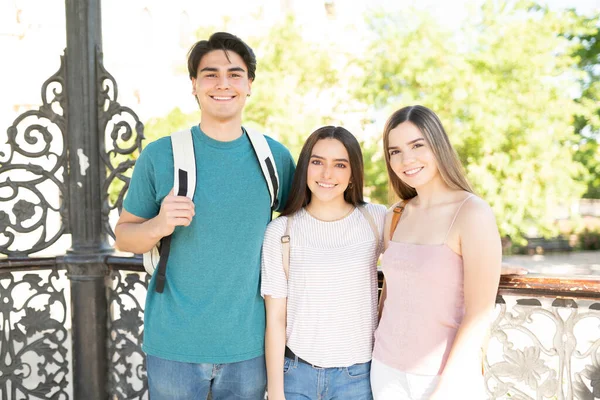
370;358;439;400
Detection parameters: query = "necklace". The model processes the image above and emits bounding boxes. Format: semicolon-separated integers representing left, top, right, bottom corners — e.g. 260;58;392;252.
305;205;355;222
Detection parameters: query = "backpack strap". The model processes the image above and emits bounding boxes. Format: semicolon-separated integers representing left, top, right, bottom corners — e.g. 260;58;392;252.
390;200;409;240
281;215;294;280
171;129;196;200
358;205;380;251
246;128;279;211
154;129;196;294
379;200;409;319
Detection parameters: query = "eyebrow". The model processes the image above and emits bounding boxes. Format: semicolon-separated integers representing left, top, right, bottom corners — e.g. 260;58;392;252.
199;66;246;73
310;154;349;163
407;138;425;145
389;138;425;150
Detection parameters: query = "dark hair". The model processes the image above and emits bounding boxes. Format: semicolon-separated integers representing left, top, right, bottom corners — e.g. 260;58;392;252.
187;32;256;80
383;105;473;200
281;126;365;216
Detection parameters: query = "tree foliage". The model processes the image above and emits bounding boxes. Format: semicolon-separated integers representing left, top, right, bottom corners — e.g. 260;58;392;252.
564;10;600;198
354;0;588;240
144;107;199;143
243;15;339;158
136;2;599;241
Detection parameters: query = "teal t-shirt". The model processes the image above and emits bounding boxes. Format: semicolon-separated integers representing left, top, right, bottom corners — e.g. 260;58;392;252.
123;125;295;363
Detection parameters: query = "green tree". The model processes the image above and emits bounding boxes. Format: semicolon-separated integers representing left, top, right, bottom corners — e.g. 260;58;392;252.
565;10;600;198
243;15;339;158
361;135;390;203
355;1;587;240
144;107;199;143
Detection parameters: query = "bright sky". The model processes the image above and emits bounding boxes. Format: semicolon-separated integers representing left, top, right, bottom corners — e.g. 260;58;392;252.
377;0;599;14
365;0;598;29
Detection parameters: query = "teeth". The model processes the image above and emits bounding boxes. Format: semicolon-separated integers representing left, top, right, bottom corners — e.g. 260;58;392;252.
317;182;336;188
404;167;423;176
212;96;233;100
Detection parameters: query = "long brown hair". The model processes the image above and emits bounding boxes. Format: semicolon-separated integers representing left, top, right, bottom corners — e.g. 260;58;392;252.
281;126;365;216
383;105;473;200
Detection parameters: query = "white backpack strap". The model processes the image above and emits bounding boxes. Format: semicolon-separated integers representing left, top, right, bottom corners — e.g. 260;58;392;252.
358;205;380;251
246;128;279;210
150;129;196;293
171;129;196;200
281;215;294;280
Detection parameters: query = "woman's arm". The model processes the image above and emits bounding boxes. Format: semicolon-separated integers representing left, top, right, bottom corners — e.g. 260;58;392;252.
265;296;287;400
430;198;501;399
261;218;290;400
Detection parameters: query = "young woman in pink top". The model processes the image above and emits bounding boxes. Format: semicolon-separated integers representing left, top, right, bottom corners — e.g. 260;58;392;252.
371;105;502;399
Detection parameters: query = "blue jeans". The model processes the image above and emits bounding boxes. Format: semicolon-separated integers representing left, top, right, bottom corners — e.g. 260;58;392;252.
147;354;266;400
283;356;373;400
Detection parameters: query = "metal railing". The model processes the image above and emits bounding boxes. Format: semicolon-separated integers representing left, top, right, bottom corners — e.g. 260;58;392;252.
3;257;599;399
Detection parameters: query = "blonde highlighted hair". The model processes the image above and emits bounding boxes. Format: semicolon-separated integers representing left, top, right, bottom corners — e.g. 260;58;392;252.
383;105;473;200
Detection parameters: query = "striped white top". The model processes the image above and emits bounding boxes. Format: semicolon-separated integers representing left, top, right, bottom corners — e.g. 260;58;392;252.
261;203;386;367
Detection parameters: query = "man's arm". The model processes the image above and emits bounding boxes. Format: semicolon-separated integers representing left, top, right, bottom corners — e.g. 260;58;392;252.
115;190;195;254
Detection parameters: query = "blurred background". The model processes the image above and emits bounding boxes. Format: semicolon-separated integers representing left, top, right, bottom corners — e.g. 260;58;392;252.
1;0;599;254
1;2;599;398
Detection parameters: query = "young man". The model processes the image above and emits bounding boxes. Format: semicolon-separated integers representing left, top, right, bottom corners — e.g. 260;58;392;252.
115;32;296;399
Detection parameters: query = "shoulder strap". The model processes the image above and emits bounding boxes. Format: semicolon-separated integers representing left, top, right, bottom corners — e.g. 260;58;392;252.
358;205;380;250
246;128;280;211
443;194;474;243
281;215;294;280
171;129;196;200
154;129;196;294
390;200;409;240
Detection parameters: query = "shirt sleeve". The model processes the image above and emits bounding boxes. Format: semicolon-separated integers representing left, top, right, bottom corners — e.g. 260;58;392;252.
122;143;160;219
261;217;289;299
369;203;387;256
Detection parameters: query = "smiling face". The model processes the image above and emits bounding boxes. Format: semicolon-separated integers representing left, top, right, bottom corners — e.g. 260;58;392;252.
306;138;352;206
387;121;442;189
191;49;252;124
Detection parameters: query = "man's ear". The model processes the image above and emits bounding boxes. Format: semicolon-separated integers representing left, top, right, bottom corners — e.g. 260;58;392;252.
191;77;197;96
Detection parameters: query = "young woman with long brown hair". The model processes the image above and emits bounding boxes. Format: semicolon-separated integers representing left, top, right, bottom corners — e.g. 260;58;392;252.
371;105;501;399
261;126;385;400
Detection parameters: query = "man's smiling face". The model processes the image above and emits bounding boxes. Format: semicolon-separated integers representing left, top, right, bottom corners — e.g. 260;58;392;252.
191;49;253;123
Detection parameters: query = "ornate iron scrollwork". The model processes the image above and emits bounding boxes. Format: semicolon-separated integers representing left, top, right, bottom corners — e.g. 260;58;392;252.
0;269;70;399
107;269;149;399
97;49;144;239
485;296;600;399
0;56;68;256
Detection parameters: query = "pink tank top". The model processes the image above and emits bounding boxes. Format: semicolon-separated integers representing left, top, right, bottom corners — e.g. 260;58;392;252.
372;196;472;375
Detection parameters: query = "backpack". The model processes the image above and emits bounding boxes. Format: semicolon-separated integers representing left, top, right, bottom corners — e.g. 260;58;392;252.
143;127;280;293
280;206;380;280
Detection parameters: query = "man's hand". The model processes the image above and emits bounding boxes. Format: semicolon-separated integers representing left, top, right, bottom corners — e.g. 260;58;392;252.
155;188;195;237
